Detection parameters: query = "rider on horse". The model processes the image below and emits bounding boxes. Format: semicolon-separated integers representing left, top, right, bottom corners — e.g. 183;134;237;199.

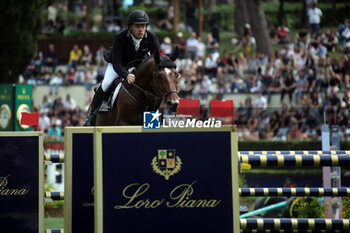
83;10;160;126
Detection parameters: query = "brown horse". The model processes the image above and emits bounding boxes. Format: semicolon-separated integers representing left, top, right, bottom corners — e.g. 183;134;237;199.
94;48;179;126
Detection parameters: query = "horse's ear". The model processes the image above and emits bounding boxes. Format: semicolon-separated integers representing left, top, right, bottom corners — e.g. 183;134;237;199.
154;51;160;64
169;46;178;62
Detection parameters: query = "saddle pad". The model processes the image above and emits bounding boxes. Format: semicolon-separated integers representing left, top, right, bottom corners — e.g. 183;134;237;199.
98;82;122;112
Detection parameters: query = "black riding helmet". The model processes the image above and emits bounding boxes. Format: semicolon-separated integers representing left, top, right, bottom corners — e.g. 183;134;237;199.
128;10;149;26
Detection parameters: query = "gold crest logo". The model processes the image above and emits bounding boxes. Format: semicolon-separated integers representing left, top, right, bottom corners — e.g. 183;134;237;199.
152;149;182;180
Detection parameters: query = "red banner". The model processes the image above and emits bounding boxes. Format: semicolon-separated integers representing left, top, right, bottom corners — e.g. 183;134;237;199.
210;100;234;124
177;99;200;117
20;112;39;126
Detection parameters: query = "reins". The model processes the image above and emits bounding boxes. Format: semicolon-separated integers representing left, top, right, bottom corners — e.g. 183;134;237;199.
122;65;178;106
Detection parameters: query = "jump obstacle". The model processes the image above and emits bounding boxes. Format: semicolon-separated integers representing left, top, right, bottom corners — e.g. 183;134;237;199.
2;129;350;233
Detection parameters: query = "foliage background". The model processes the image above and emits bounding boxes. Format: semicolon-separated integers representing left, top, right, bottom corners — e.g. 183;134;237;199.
0;0;46;84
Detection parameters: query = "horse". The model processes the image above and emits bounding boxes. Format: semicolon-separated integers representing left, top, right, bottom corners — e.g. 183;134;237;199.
94;47;180;126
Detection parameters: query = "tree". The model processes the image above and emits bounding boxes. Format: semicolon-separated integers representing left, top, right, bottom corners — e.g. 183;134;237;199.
235;0;273;56
278;0;285;26
234;0;249;40
300;0;307;28
246;0;273;56
0;0;45;84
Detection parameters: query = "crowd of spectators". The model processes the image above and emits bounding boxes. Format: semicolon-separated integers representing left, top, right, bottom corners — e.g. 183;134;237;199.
34;94;86;140
27;3;350;141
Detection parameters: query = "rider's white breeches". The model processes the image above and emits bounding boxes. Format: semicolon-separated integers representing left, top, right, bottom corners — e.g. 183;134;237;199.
101;63;119;92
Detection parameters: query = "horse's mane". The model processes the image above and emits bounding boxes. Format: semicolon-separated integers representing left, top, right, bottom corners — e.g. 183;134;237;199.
138;54;177;69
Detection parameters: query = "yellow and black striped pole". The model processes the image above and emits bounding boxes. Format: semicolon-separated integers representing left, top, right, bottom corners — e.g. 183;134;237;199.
45;229;64;233
44;153;65;163
239;154;350;167
240;229;350;233
240;218;350;231
45;192;64;201
239;150;350;155
239;187;350;197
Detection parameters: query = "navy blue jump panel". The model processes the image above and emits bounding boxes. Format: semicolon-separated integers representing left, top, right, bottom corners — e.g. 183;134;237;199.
64;128;95;233
94;127;239;233
0;132;43;233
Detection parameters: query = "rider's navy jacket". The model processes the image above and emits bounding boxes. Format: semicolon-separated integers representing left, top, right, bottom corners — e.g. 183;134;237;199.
111;28;160;79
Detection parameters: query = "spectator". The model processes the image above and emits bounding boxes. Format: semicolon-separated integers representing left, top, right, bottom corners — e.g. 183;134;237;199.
307;3;322;37
186;32;198;60
242;24;255;57
217;55;227;78
281;72;297;104
66;67;76;85
64;94;77;110
27;73;38;87
95;46;106;67
288;123;302;140
61;111;72;128
74;68;86;84
43;43;58;73
67;44;82;71
341;24;350;49
329;72;341;93
269;25;280;45
40;95;53;112
306;69;317;92
269;74;283;96
316;41;327;59
227;53;237;75
168;5;174;24
330;90;341;113
200;75;211;99
310;91;321;118
212;24;220;43
204;53;217;79
231;75;246;93
206;33;219;62
39;66;52;84
196;37;206;59
175;32;186;60
277;23;290;44
85;65;97;91
261;71;273;103
47;3;57;25
160;37;172;56
39;110;50;132
82;45;93;68
295;28;309;48
237;52;247;76
47;122;62;140
253;91;267;110
323;30;338;52
49;70;64;95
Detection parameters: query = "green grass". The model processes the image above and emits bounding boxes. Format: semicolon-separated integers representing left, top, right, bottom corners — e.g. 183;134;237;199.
45;217;64;230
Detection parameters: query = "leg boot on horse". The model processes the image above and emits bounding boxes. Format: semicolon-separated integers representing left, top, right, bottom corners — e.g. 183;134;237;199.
83;86;107;126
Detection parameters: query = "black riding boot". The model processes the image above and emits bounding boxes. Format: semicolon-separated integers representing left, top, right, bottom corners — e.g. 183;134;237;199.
83;86;106;126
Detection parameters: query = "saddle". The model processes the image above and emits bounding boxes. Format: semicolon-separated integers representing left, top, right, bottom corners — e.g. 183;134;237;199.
97;61;142;113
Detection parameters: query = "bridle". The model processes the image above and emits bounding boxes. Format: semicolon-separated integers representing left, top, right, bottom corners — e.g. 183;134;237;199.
122;65;178;106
